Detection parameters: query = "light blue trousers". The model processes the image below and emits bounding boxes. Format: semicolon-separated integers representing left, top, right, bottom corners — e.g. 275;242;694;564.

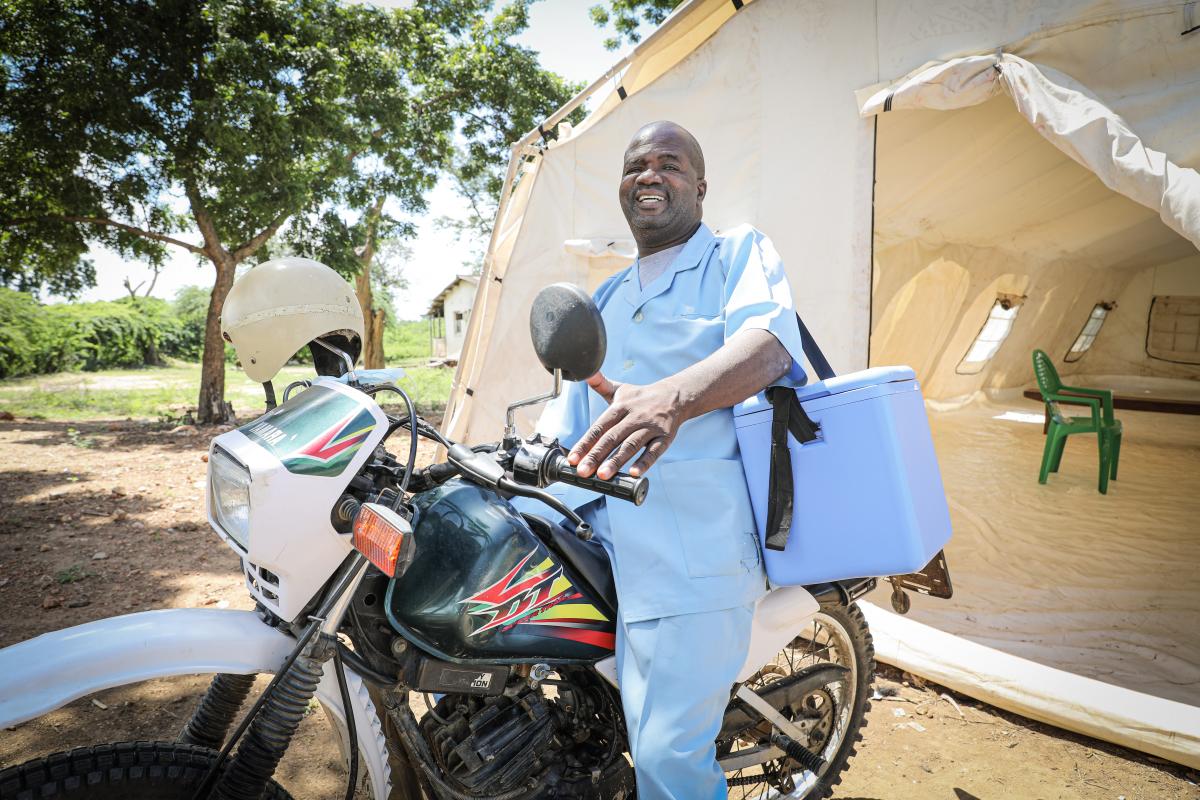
577;499;754;799
617;604;754;799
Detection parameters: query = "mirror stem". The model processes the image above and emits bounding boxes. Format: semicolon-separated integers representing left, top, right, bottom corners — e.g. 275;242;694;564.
313;336;357;384
504;369;562;441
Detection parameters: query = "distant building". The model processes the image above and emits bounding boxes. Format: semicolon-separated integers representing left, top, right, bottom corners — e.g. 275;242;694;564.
426;274;479;360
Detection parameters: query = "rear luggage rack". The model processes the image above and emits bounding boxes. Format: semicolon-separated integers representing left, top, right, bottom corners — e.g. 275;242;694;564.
805;577;877;608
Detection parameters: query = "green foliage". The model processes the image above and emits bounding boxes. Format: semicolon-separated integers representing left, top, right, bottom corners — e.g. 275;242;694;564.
66;427;98;448
44;299;175;372
589;0;682;50
284;2;587;281
0;289;61;378
0;0;459;287
0;287;223;378
383;320;434;363
0;0;584;294
1;0;586;420
55;565;93;585
167;285;213;362
384;367;454;418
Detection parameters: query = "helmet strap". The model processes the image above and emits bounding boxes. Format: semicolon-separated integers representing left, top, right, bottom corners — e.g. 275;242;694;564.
263;380;278;410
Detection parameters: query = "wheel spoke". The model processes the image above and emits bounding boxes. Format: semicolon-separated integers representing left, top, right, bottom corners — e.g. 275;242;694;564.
722;609;868;799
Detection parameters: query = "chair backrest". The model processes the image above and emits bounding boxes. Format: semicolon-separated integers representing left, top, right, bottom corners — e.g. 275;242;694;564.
1032;349;1062;396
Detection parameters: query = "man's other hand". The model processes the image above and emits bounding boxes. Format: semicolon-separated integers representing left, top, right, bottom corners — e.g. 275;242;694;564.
569;374;686;479
584;372;620;404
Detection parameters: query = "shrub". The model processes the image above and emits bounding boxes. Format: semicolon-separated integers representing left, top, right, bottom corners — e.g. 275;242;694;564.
163;285;210;361
383;319;433;363
0;289;61;378
0;288;205;378
45;298;176;371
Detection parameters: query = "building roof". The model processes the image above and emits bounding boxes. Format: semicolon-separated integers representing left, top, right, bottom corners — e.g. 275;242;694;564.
426;274;479;317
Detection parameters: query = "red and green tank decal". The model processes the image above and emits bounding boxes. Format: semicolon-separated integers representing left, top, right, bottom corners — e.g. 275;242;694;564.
240;384;377;477
460;549;615;650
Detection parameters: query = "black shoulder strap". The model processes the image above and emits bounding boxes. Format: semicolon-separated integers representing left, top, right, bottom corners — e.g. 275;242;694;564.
761;314;833;552
796;312;835;381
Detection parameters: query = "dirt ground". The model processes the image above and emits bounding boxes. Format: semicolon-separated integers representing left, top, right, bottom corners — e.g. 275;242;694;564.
1;418;1197;799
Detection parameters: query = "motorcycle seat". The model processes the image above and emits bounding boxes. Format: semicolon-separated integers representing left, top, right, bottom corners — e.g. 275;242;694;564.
521;513;618;619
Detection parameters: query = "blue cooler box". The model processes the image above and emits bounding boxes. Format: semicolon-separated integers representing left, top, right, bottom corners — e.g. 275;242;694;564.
733;366;952;586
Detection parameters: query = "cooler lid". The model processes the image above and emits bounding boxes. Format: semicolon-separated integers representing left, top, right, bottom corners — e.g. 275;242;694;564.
733;365;917;417
794;365;916;402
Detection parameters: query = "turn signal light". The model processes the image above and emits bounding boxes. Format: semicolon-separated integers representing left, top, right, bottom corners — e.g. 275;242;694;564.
352;503;415;578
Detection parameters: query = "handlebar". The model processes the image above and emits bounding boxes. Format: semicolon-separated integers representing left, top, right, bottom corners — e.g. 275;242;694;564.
510;441;649;507
541;450;649;506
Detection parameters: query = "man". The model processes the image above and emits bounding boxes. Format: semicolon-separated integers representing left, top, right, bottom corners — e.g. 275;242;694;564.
529;121;806;798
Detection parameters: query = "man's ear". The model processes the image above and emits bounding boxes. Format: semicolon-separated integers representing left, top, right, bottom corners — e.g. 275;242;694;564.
696;178;707;204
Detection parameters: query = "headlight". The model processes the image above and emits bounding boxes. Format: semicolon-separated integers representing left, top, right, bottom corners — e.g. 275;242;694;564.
209;445;251;549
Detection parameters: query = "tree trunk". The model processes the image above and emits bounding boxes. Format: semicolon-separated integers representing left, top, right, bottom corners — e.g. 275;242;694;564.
355;269;387;370
355;196;387;370
197;253;238;424
144;338;161;367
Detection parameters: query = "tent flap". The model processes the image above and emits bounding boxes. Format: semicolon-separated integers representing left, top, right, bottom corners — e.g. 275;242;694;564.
858;53;1200;249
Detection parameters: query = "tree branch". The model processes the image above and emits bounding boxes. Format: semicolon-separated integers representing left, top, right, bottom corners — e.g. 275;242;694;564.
452;172;493;238
144;263;161;296
183;179;228;262
232;208;291;263
357;196;387;267
1;214;205;254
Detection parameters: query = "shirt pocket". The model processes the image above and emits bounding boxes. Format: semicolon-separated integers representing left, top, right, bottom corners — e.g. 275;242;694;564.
659;458;760;578
678;301;722;320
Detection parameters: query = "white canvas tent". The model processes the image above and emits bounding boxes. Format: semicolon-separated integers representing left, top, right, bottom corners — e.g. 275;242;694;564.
444;0;1200;766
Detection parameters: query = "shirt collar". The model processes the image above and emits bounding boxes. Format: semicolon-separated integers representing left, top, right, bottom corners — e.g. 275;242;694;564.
621;223;716;306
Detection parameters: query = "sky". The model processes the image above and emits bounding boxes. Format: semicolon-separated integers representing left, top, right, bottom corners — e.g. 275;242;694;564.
70;0;641;320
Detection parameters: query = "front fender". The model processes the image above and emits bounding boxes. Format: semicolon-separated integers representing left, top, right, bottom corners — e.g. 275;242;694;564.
0;608;391;800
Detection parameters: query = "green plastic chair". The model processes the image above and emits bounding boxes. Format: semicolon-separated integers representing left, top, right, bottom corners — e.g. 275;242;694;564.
1032;349;1123;494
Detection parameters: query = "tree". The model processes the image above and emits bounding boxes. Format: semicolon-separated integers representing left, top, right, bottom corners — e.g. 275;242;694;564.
281;200;415;370
589;0;682;50
288;1;585;360
0;0;520;422
432;2;588;272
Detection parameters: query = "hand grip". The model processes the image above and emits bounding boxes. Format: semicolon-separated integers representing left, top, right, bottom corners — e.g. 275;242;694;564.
544;452;649;506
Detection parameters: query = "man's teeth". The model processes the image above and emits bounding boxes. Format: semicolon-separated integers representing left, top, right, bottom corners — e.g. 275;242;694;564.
638;196;664;204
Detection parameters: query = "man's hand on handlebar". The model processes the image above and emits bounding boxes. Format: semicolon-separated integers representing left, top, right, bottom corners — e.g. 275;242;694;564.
568;372;686;480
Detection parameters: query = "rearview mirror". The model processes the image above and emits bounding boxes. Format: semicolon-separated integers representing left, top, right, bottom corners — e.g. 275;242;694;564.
529;283;606;382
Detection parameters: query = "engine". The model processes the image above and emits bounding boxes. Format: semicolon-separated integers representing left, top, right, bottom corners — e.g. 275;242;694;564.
419;671;635;799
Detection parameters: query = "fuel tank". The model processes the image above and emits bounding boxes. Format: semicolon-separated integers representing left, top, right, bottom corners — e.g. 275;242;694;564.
385;479;616;663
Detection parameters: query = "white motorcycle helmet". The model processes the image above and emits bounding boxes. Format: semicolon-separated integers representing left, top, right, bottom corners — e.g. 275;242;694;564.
222;257;364;383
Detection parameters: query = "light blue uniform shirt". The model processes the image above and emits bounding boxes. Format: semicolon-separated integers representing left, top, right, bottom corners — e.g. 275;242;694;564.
529;223;807;622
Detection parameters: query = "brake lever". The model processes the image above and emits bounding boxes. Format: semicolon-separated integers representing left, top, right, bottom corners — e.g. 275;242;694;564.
496;477;590;539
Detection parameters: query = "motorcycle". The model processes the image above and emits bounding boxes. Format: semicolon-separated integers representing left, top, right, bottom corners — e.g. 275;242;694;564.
0;283;948;800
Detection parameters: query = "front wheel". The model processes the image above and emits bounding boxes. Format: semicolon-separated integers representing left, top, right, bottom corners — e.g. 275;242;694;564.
720;602;875;800
0;742;294;800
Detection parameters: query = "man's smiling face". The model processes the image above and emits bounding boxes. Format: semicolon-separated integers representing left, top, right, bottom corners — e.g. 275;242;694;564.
619;122;707;255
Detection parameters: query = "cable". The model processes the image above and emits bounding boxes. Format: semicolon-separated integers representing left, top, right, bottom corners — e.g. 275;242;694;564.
333;646;359;800
336;641;397;688
422;692;452;725
364;383;419;494
190;619;322;800
191;553;366;800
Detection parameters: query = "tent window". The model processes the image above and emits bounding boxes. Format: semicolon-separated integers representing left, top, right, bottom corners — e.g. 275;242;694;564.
1146;295;1200;365
956;295;1024;375
1063;303;1113;363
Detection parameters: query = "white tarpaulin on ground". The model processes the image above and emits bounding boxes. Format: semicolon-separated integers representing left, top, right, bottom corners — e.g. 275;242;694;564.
445;0;1200;766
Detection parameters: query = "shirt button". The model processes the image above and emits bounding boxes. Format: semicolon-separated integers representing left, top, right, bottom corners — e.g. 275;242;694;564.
623;359;635;371
633;311;644;323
